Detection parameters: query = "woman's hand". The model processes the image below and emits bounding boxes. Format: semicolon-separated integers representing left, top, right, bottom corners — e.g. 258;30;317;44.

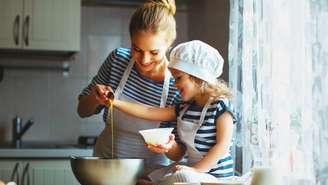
90;84;114;106
78;84;114;117
146;134;175;153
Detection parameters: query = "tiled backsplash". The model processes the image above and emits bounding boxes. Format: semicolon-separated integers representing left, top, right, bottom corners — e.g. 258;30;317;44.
0;6;188;144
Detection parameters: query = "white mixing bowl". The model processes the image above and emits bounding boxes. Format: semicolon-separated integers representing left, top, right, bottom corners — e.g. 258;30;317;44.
139;128;174;145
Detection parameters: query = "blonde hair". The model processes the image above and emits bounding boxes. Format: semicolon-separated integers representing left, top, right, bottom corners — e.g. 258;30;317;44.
129;0;177;45
190;76;233;100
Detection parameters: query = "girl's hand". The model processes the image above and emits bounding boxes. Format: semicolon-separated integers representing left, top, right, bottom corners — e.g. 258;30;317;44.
172;165;196;173
90;84;114;105
146;134;175;154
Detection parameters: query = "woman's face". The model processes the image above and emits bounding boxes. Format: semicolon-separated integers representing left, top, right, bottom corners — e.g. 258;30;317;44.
170;69;199;102
131;31;170;74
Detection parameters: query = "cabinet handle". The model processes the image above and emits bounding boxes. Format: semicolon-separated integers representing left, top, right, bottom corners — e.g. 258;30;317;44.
27;163;30;185
13;15;20;46
10;162;20;185
21;163;30;185
23;16;30;46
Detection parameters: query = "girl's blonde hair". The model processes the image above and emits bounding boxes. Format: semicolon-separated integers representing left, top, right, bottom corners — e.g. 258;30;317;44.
190;76;233;100
129;0;177;45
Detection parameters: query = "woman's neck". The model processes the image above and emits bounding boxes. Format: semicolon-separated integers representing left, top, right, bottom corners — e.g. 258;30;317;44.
139;59;168;81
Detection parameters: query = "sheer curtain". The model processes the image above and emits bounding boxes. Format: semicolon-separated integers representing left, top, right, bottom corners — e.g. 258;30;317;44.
229;0;328;184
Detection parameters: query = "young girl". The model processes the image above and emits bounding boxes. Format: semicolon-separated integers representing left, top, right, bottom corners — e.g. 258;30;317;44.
111;40;236;184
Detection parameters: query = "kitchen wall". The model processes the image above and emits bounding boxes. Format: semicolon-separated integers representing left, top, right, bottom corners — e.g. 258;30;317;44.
0;2;229;145
187;0;230;81
0;5;188;144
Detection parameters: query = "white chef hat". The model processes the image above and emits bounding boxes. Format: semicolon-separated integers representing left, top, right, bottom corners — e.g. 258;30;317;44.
169;40;224;85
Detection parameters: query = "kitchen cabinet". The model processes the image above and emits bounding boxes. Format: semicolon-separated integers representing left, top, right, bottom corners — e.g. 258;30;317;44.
0;159;79;185
0;0;80;52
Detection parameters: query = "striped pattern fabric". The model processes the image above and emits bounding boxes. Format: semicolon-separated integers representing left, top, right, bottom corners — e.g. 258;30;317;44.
175;98;236;179
80;47;181;134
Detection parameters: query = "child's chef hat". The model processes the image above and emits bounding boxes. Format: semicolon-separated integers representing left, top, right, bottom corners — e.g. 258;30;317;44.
169;40;224;85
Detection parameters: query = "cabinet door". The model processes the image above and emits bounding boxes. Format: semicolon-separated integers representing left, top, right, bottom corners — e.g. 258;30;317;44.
0;0;23;48
23;0;80;51
0;160;21;183
26;160;80;185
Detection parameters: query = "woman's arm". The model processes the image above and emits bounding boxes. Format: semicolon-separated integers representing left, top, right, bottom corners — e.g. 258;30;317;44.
78;49;118;118
192;112;234;172
113;99;176;121
78;84;112;117
78;95;98;118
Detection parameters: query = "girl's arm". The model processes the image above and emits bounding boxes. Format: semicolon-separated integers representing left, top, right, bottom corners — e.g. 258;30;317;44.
113;99;176;121
192;112;234;173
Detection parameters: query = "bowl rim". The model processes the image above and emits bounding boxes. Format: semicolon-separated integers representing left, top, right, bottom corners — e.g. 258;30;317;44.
139;127;174;134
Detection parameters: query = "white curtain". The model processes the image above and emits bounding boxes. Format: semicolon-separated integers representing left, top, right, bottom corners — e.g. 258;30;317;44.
229;0;328;184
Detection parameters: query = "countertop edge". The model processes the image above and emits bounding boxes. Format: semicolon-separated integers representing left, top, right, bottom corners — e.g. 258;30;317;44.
0;148;93;158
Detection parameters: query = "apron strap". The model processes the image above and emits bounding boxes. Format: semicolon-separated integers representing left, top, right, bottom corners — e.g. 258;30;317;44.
108;59;135;125
178;99;213;127
114;59;135;99
198;99;212;126
160;69;171;108
178;104;190;120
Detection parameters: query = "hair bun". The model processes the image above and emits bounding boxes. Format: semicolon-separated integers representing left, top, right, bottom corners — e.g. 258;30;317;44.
160;0;176;15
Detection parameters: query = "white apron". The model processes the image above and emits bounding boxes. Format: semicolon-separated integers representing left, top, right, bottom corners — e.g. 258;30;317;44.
151;100;218;183
177;100;212;166
94;59;172;168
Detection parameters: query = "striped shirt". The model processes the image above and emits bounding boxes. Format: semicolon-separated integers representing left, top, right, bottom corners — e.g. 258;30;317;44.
80;48;181;133
175;97;236;179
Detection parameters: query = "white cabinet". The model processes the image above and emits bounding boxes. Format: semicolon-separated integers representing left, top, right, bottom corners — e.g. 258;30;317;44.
0;159;80;185
0;0;80;51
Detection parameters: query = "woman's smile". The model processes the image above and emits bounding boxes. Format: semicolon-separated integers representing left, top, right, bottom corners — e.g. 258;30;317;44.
139;61;154;68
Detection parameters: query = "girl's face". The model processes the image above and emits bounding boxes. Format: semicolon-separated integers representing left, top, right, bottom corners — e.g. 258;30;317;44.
170;69;199;102
131;31;170;74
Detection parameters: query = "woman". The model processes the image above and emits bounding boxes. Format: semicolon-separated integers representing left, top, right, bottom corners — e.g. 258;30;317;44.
111;40;235;184
77;0;180;182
